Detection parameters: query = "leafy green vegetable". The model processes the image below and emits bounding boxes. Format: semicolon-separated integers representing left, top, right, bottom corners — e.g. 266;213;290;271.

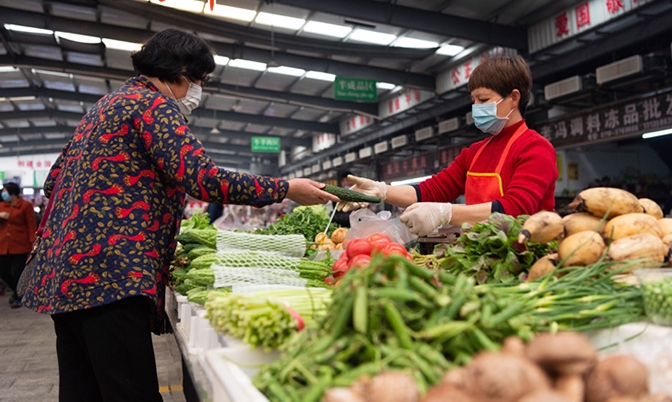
254;205;339;243
179;210;211;233
435;212;556;284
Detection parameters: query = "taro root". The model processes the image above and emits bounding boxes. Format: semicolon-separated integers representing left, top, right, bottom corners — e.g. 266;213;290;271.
518;390;573;402
585;355;649;402
641;394;672;402
525;332;597;376
462;351;551;402
501;335;526;357
322;387;365;402
554;374;585;402
366;371;419;402
441;367;468;389
421;383;477;402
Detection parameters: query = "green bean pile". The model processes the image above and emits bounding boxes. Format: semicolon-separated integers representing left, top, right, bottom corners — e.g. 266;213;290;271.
253;255;645;402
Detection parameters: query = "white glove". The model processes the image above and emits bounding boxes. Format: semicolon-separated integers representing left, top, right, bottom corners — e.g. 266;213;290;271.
338;175;388;212
399;202;453;237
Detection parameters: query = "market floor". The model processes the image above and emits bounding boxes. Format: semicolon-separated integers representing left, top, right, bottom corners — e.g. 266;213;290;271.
0;294;187;402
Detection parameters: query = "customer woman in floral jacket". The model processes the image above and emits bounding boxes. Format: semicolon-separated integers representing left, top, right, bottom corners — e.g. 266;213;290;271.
22;29;338;402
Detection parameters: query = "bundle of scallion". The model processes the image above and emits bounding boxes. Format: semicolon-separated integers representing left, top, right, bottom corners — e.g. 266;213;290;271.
205;288;332;350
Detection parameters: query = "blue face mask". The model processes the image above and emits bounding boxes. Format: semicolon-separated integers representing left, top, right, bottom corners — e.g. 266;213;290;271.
1;192;9;201
472;97;514;135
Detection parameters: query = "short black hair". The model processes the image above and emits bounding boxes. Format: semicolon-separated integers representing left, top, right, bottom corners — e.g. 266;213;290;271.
3;182;19;196
131;29;216;84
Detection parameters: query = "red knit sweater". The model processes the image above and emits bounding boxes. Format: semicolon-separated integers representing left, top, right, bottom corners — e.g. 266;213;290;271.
417;120;558;216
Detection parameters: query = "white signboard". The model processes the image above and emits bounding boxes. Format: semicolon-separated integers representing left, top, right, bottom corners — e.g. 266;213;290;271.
528;0;653;53
378;89;434;119
339;114;374;137
436;48;517;94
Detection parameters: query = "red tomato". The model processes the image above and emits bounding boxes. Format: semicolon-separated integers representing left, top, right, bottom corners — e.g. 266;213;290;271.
367;233;392;253
324;277;335;285
348;254;371;270
383;242;408;257
333;270;345;279
346;238;373;259
332;258;349;275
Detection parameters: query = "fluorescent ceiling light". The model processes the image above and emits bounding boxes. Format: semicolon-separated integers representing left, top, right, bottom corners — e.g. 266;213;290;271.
390;175;432;186
255;12;305;30
34;69;71;78
305;71;336;81
267;66;305;77
436;44;465;56
228;58;267;71
376;82;396;90
4;24;53;35
348;29;396;45
102;38;142;52
9;96;36;101
55;31;101;44
0;66;17;73
393;37;438;49
642;128;672;139
302;21;352;38
209;4;257;22
150;0;204;13
214;55;230;66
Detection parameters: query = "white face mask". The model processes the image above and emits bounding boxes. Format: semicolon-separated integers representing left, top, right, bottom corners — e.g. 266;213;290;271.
164;76;202;115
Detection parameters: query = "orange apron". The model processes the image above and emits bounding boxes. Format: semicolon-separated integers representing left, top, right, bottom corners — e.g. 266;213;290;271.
465;123;528;205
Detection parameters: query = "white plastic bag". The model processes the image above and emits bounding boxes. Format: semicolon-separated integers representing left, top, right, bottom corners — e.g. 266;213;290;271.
344;209;417;245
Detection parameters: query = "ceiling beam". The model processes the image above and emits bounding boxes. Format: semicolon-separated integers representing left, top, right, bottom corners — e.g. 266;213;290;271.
0;89;338;133
280;96;473;174
271;0;528;50
0;6;435;89
0;125;310;151
91;1;435;60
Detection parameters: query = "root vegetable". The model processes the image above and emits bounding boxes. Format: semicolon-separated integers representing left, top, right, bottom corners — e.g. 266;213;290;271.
366;371;419;402
464;351;551;402
606;233;668;271
584;355;649;402
501;336;526;357
322;387;365;402
518;211;566;244
563;213;605;237
558;231;606;267
568;187;642;219
555;375;584;402
659;218;672;237
602;213;662;241
639;198;664;219
641;393;672;402
315;232;328;243
331;228;348;244
518;390;572;402
527;253;559;281
525;332;597;377
441;367;468;388
319;238;334;250
421;383;477;402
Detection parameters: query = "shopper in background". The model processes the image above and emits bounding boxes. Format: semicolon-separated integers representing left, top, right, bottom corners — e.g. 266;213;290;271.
21;28;338;402
0;182;37;308
340;55;558;237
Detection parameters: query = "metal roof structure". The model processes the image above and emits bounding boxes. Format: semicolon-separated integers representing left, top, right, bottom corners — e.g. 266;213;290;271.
0;0;671;176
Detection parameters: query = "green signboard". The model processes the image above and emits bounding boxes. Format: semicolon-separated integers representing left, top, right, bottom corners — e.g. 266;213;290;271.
251;136;281;153
334;77;377;102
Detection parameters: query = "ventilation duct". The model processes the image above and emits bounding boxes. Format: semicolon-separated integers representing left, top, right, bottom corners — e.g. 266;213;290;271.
544;75;583;101
596;55;643;85
391;134;408;149
438;117;460;134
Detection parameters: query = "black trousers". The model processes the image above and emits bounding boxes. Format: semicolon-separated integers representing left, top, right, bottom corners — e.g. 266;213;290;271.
0;253;28;297
51;296;163;402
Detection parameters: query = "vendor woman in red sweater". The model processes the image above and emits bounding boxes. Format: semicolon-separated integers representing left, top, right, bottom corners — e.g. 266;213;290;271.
341;55;558;236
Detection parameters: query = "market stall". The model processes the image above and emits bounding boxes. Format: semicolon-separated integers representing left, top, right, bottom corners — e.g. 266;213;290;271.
166;187;672;402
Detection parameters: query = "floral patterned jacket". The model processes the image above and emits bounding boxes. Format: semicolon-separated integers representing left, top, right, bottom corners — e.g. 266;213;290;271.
22;76;288;333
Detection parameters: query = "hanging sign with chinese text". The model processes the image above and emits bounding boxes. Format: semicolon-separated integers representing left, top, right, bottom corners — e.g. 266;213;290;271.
436;48;518;94
534;91;672;148
378;89;434;119
381;153;436;182
528;0;654;53
340;114;374;137
334;77;378;102
251;136;281;153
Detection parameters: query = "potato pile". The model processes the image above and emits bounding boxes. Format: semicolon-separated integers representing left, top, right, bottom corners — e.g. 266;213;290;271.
519;187;672;280
313;228;348;251
322;332;671;402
